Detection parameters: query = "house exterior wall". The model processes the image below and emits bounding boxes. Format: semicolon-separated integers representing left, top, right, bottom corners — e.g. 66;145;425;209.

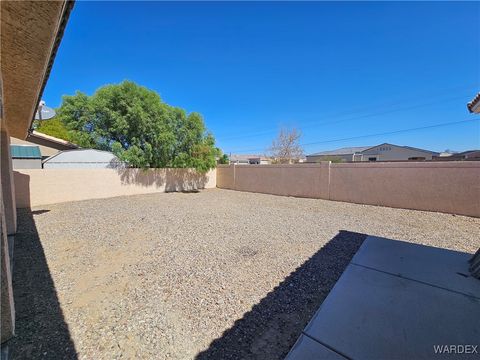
14;168;217;208
361;145;437;161
1;128;17;235
1;0;74;346
217;162;480;217
12;158;42;169
0;124;16;345
0;189;15;345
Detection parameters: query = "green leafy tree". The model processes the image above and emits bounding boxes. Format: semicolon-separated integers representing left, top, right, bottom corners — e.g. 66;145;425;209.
218;153;229;164
56;81;219;172
33;118;72;141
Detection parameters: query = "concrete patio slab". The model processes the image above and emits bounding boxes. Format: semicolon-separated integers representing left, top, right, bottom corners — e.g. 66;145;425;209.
304;265;480;359
287;236;480;360
285;335;347;360
351;236;480;299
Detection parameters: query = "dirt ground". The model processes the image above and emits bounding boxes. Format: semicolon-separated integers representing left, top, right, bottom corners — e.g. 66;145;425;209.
9;189;479;359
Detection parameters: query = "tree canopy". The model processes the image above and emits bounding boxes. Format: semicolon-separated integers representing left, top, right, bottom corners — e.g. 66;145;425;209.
217;153;229;164
33;117;72;141
56;81;220;172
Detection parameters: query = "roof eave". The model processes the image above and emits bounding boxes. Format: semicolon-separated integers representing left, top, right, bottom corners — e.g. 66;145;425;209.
467;93;480;114
1;1;75;139
29;130;78;148
468;101;480;114
30;1;75;134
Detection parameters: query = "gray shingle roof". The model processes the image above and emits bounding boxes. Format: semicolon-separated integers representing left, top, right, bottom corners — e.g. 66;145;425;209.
307;146;372;156
308;143;439;157
230;154;267;161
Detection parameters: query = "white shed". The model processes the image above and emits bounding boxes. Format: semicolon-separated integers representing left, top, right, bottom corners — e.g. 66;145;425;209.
43;149;125;169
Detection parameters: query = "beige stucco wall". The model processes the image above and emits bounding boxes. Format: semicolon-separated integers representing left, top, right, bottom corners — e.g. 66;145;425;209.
217;162;480;217
14;168;216;208
329;162;479;216
217;165;236;189
233;163;330;199
1;128;17;234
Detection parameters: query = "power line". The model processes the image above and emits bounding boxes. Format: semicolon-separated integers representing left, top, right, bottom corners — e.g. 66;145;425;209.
227;118;479;154
302;118;478;146
216;91;474;142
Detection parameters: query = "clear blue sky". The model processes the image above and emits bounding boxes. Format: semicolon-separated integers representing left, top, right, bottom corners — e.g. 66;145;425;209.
44;1;480;155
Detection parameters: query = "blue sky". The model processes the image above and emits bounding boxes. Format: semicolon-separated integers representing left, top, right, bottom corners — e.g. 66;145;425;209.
44;1;479;154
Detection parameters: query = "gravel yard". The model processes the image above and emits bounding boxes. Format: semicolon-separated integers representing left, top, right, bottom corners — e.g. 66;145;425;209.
10;189;479;359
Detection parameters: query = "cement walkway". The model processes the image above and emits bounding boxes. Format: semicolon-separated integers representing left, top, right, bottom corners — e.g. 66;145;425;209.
286;236;480;360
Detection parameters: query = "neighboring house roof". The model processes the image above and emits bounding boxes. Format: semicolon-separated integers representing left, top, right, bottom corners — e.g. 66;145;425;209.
433;150;480;160
307;146;372;157
455;150;480;158
28;131;78;149
42;149;125;169
308;143;439;157
43;149;120;164
399;145;439;155
230;154;269;161
10;145;42;159
467;93;480;113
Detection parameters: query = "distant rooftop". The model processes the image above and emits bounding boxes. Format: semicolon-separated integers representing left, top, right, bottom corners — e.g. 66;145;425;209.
308;143;439;157
230;154;268;161
10;145;42;159
308;146;372;156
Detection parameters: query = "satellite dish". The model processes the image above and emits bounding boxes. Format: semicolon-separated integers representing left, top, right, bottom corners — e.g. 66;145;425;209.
35;100;56;120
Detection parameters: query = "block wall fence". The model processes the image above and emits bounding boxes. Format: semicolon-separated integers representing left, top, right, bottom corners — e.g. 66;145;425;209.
14;168;216;208
216;162;480;217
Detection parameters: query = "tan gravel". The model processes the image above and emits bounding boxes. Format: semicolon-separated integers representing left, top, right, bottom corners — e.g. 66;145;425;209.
10;189;479;359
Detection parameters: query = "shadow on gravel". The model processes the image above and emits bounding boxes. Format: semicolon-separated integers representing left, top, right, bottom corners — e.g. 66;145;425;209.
196;230;367;360
9;208;77;359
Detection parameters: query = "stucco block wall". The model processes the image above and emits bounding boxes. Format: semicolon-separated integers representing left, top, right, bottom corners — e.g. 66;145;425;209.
232;164;330;198
217;162;480;217
216;165;235;189
14;168;216;208
329;162;480;216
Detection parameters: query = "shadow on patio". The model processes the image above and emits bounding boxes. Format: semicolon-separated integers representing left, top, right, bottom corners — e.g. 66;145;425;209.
196;230;367;360
9;208;77;359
